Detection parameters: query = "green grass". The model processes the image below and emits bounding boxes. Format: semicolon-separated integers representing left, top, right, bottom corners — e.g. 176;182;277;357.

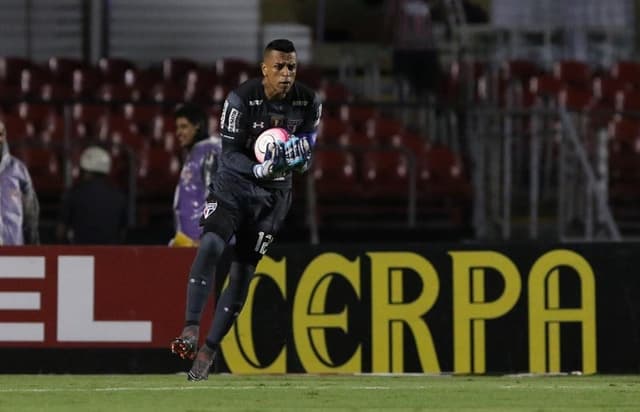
0;374;638;411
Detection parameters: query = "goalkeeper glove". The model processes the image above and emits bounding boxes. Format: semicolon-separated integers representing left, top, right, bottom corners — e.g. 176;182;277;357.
284;136;312;168
253;142;288;179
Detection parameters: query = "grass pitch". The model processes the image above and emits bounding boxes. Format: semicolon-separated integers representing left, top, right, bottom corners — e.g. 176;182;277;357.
0;374;638;411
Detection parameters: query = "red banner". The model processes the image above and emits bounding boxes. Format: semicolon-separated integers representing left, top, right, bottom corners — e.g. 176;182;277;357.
0;246;214;348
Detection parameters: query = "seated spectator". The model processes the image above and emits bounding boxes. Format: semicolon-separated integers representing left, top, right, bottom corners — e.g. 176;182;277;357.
0;120;40;245
57;145;127;244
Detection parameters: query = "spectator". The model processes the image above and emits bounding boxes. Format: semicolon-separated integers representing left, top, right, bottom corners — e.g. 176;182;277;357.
57;145;127;244
0;120;40;245
170;103;221;247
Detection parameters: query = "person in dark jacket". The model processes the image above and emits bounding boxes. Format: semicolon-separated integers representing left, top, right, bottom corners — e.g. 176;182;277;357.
57;145;127;244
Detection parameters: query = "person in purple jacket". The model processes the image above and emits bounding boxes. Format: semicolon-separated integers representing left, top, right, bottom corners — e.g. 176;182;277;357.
170;103;221;247
0;120;40;245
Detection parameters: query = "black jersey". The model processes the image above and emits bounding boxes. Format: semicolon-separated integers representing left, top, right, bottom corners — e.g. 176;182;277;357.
217;78;321;189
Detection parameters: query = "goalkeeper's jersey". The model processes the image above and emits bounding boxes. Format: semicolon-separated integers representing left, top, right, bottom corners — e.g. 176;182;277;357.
216;78;321;190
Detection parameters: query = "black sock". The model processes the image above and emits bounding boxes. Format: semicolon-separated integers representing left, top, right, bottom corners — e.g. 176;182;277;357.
207;262;254;344
184;232;226;324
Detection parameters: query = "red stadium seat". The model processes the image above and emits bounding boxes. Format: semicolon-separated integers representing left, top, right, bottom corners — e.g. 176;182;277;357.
553;60;592;89
150;82;185;104
391;131;431;154
611;61;640;88
530;75;564;98
37;113;65;146
208;84;231;104
360;149;412;199
98;57;136;83
71;67;103;99
416;145;471;225
122;104;165;136
318;116;352;146
15;103;59;140
608;118;640;154
40;83;74;102
185;67;217;90
319;82;352;103
417;145;471;199
593;76;628;107
609;150;640;204
214;58;253;86
339;105;379;132
16;145;65;197
162;57;199;83
558;87;594;111
365;117;404;143
95;83;141;103
47;57;85;84
312;148;358;198
146;115;174;145
95;114;139;144
0;81;21;101
296;64;324;90
501;59;540;83
0;57;33;83
137;146;181;198
126;67;163;93
342;131;378;148
615;90;640;113
19;67;53;99
71;103;111;139
0;114;30;142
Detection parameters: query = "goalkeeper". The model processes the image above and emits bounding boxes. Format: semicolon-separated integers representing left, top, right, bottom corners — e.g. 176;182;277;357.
170;38;321;381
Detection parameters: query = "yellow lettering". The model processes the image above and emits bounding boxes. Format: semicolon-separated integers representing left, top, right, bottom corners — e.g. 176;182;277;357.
369;252;440;373
528;250;596;374
222;256;287;373
451;251;521;374
293;253;362;373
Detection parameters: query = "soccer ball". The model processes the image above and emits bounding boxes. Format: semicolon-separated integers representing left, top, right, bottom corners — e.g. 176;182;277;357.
254;127;289;163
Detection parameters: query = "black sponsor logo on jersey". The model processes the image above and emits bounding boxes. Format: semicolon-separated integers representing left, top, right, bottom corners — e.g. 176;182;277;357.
292;100;308;106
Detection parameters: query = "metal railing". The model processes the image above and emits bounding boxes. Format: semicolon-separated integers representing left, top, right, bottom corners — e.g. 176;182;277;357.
467;104;621;241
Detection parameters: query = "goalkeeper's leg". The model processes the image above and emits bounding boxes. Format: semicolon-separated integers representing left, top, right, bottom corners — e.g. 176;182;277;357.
171;231;226;360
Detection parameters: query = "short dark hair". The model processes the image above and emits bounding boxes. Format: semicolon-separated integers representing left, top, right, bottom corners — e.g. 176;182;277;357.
174;103;208;142
264;39;296;54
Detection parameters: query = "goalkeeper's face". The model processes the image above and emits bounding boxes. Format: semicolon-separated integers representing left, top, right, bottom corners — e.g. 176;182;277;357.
261;50;297;100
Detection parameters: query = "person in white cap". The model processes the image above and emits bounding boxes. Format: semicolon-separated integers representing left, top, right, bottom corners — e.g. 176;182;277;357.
57;145;127;244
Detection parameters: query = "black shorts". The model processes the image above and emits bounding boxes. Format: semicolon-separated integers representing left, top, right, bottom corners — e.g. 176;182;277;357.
200;173;292;265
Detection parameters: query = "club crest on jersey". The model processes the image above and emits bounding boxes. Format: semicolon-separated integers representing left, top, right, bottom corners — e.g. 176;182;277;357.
203;202;218;219
270;115;285;127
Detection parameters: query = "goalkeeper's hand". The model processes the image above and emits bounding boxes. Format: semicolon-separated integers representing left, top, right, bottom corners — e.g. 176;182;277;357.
253;142;288;179
284;136;312;171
